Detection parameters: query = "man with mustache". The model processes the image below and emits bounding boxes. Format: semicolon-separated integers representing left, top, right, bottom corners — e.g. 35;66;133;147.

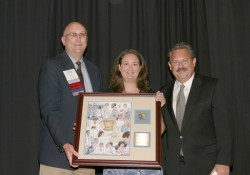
160;42;233;175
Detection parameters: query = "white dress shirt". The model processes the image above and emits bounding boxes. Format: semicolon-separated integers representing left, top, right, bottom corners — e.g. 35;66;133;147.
172;73;195;117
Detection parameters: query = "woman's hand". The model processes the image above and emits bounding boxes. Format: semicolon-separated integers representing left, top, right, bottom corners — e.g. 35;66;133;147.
155;91;166;134
156;91;166;107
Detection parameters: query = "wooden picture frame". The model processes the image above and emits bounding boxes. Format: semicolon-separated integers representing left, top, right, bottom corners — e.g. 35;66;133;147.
72;93;162;168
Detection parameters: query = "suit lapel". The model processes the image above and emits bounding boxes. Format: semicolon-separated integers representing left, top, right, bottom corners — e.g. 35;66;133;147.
181;74;202;131
60;52;80;100
60;52;77;87
61;52;75;71
166;81;180;132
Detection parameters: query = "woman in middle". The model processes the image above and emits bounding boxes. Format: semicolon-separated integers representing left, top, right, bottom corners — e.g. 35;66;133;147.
109;49;153;94
103;49;165;174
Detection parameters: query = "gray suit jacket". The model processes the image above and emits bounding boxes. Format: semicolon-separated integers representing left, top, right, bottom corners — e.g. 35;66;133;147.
160;74;233;175
38;51;102;170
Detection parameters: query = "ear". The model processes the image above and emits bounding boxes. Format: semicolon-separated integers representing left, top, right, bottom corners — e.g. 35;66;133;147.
61;36;66;46
168;62;172;70
193;58;197;67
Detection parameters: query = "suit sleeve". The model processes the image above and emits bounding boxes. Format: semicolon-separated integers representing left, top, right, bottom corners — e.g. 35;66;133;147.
38;60;69;150
212;79;233;165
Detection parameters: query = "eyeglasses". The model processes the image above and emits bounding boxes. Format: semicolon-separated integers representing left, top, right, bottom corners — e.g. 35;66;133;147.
64;32;87;38
170;59;190;65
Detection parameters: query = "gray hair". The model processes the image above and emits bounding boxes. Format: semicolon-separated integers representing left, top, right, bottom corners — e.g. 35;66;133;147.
169;42;195;59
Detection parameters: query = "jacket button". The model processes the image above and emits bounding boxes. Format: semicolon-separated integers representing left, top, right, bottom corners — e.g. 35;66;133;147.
180;136;183;139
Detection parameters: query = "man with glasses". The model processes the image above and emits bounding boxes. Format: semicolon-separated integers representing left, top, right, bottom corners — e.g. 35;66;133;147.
38;22;102;175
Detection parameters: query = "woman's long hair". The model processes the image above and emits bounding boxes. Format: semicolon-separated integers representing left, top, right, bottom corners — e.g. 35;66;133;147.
109;49;150;93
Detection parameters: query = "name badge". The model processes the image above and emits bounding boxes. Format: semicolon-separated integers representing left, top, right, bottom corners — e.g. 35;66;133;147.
63;69;84;96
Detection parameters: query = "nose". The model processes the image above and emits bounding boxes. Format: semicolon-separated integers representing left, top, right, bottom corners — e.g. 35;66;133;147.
177;61;184;67
76;35;81;40
128;64;133;70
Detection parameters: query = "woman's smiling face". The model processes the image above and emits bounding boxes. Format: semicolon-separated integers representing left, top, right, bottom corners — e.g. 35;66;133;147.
119;53;141;82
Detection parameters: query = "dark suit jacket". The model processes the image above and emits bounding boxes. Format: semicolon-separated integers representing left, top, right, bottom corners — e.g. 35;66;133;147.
160;74;233;175
38;51;102;170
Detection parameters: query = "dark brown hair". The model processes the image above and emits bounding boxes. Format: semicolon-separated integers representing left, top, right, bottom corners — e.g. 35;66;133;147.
109;49;150;92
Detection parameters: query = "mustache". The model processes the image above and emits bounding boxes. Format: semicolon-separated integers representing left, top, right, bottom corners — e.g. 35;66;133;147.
176;67;187;72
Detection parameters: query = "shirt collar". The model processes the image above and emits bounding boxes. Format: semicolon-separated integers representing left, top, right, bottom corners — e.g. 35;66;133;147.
176;73;195;89
66;52;83;64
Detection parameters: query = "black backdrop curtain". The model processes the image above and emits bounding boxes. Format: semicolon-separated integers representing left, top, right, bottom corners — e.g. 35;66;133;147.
0;0;249;174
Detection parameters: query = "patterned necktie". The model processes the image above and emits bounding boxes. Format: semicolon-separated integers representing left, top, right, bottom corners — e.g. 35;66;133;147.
176;84;185;130
76;61;85;91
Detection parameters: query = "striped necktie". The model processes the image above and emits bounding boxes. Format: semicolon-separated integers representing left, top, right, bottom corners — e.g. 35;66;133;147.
76;61;85;91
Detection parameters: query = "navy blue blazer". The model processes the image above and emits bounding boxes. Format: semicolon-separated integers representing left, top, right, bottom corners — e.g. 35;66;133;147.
38;51;102;170
160;74;233;175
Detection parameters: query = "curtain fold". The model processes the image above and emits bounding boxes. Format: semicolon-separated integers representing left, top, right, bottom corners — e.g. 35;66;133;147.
0;0;249;174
